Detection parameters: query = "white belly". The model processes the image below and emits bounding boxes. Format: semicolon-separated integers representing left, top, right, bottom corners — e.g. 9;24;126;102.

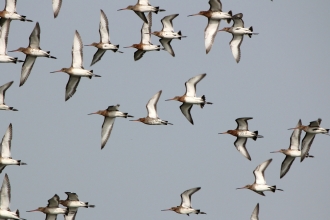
284;150;301;157
237;131;255;138
137;5;157;12
159;32;181;39
0;55;15;63
142;44;159;51
306;127;329;134
0;105;10;110
232;27;252;35
65;201;86;207
211;12;232;20
45;208;66;214
254;184;272;192
71;68;92;76
0;158;19;165
0;210;19;219
29;49;49;57
101;44;118;50
184;96;204;104
178;207;196;214
4;12;22;20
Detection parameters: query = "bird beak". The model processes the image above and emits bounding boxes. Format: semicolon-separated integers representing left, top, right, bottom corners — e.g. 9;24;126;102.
123;45;134;48
50;70;62;73
26;209;39;212
161;208;172;211
117;8;128;11
187;13;199;17
165;98;174;101
84;44;93;46
270;150;281;153
236;186;246;190
218;132;228;134
129;119;140;122
218;28;226;32
287;127;298;130
87;112;97;115
8;48;20;52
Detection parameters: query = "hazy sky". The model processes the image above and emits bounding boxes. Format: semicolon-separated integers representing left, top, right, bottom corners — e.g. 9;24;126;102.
1;0;329;219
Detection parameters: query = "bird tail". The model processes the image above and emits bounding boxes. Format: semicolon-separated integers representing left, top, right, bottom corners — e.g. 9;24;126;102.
124;113;134;118
195;209;206;214
252;131;259;141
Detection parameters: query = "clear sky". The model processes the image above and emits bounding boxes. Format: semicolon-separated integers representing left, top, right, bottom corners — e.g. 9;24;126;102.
1;0;329;219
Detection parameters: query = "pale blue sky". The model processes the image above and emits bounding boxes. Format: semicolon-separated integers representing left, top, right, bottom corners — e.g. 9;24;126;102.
1;0;329;219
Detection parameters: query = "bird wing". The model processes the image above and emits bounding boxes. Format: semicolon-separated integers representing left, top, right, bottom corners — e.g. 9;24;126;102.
99;10;110;43
5;0;16;13
0;81;13;105
47;194;60;208
0;165;6;174
159;38;174;57
106;105;120;111
204;18;220;54
180;103;193;125
141;12;152;45
101;117;115;150
161;14;178;32
90;49;106;66
45;214;57;220
135;11;148;24
71;31;84;68
234;137;251;161
29;22;40;48
0;124;12;158
52;0;62;18
146;90;161;118
0;19;10;55
0;174;11;210
64;192;79;201
64;207;78;220
289;119;302;150
235;117;252;130
137;0;149;5
65;76;81;101
208;0;222;11
232;13;244;27
20;55;37;87
134;50;146;61
229;34;243;63
180;187;201;208
280;156;295;179
300;132;315;162
250;203;259;220
253;159;272;185
184;73;206;97
309;118;321;127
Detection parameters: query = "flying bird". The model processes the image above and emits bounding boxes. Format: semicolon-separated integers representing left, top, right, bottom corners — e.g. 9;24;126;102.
250;203;259;220
237;158;283;196
0;0;32;26
219;117;263;161
130;90;172;125
166;73;212;125
271;119;314;178
0;174;25;220
60;192;95;220
27;194;68;219
219;13;258;63
288;118;329;162
151;14;186;57
85;9;123;66
118;0;165;24
9;22;57;86
124;12;160;61
52;0;62;18
0;81;18;111
161;187;206;216
0;19;23;64
88;104;133;149
0;123;27;173
50;30;101;101
188;0;232;54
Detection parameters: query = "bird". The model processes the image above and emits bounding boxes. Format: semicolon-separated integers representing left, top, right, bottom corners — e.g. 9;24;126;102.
50;30;101;101
218;13;258;63
85;9;123;66
250;203;259;220
161;187;206;216
9;22;57;86
0;123;27;173
288;118;329;162
165;73;212;125
219;117;263;161
26;194;68;219
271;119;314;178
0;174;25;220
237;158;283;196
188;0;232;54
151;14;186;57
0;0;32;26
60;192;95;220
0;81;17;111
117;0;165;24
88;104;133;149
124;12;160;61
52;0;62;18
130;90;172;125
0;19;23;64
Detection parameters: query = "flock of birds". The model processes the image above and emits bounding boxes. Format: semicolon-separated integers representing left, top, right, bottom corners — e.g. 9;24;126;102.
0;0;327;219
